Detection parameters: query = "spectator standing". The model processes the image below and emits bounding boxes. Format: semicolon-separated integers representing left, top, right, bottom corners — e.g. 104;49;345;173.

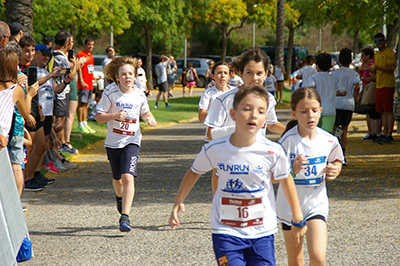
359;46;381;141
77;38;96;133
180;67;187;97
331;48;361;165
362;33;396;144
43;35;53;49
0;21;10;50
273;58;286;103
205;60;215;88
134;58;148;95
102;46;115;88
186;62;199;97
155;55;173;108
167;56;177;97
8;22;23;44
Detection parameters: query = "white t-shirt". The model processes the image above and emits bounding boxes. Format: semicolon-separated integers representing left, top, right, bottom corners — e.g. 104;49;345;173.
199;85;231;111
134;67;147;92
263;75;277;93
331;67;361;111
302;72;343;116
297;65;317;87
155;61;168;84
96;83;150;148
37;67;55;116
276;126;344;225
191;134;290;239
227;75;244;87
274;65;284;81
53;51;70;100
102;57;112;70
204;87;278;137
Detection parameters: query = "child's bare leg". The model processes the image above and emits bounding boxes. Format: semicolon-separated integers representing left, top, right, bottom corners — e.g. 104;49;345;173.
11;163;24;197
121;173;135;214
306;219;327;266
183;86;186;97
283;229;305;266
211;168;218;195
113;179;123;198
189;86;193;97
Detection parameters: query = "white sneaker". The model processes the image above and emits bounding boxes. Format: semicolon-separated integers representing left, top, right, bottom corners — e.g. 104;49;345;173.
335;127;344;140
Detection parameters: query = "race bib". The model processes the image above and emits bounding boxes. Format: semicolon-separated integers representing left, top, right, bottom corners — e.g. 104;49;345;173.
43;86;54;100
88;64;94;74
112;118;138;136
220;197;264;228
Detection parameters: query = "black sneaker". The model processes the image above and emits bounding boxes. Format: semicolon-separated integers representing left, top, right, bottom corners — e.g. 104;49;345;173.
372;135;385;143
34;172;55;185
116;196;122;214
24;179;46;192
365;134;379;141
379;135;395;144
119;216;131;232
361;134;371;140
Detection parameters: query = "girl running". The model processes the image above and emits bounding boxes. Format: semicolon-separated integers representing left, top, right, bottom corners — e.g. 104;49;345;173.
276;87;344;265
96;56;157;232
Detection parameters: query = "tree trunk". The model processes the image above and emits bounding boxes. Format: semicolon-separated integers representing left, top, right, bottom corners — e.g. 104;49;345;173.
353;30;359;58
386;15;399;50
5;0;33;36
275;0;285;75
221;26;228;62
145;26;154;90
286;23;294;80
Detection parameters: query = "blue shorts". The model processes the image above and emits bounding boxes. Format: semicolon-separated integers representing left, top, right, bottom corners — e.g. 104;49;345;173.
212;234;275;266
106;144;140;180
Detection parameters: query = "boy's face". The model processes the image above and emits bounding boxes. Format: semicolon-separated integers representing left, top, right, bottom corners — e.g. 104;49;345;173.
116;64;136;89
212;65;229;86
230;93;268;135
240;61;267;87
21;46;35;64
85;41;94;53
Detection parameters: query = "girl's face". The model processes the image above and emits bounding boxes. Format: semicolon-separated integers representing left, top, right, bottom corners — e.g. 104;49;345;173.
291;98;322;131
212;65;230;86
116;64;136;89
240;61;267;87
230;93;268;135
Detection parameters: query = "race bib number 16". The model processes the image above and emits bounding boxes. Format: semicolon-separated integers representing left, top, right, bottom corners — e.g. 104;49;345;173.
220;197;264;228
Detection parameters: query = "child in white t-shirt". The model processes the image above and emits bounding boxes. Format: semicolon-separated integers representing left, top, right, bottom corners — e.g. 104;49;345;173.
169;86;306;265
263;69;277;96
96;56;157;232
276;87;343;265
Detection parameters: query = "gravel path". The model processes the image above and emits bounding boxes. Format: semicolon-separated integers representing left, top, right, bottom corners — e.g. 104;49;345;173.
21;109;400;265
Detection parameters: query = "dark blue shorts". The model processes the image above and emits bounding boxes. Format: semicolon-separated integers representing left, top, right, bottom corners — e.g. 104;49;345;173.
335;109;353;126
106;144;140;180
212;234;275;266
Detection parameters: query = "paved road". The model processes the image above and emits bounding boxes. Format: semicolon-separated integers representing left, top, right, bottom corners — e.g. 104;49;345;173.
21;108;400;265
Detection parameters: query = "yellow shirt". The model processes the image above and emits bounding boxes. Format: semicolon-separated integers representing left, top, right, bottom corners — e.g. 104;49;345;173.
374;47;396;89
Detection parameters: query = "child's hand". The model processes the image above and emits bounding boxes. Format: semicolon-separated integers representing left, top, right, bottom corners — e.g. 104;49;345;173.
18;73;28;88
324;163;341;180
292;155;309;176
0;134;6;150
291;225;307;247
146;118;157;127
114;111;128;121
26;115;36;128
169;203;185;230
27;82;39;97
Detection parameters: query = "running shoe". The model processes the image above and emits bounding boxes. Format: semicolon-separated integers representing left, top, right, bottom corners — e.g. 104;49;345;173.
77;126;90;133
24;179;46;192
53;159;68;172
85;125;96;134
361;134;370;140
165;104;173;108
119;216;131;232
60;144;79;155
154;104;158;109
334;127;344;140
372;135;386;143
364;134;379;141
62;160;78;170
379;135;394;145
42;161;60;173
116;196;122;214
34;172;55;185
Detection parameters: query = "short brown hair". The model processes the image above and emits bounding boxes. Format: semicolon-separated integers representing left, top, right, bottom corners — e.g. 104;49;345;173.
233;85;269;110
0;50;19;83
290;87;321;111
104;56;138;85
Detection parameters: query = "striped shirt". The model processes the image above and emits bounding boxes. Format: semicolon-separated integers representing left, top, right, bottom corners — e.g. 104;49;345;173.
0;84;17;137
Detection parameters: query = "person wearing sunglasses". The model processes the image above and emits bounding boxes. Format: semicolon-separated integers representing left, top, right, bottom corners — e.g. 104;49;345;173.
0;21;11;50
361;33;396;144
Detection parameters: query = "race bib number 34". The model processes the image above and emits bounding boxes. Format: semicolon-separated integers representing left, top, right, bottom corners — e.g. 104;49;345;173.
113;118;138;136
220;197;264;228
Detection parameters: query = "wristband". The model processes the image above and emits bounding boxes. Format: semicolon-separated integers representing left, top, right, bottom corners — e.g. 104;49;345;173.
63;80;70;85
290;168;297;178
291;219;307;228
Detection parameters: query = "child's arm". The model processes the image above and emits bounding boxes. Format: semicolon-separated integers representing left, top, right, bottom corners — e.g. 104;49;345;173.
23;128;32;147
206;125;236;140
279;175;307;247
169;169;202;230
15;83;38;120
141;111;157;127
267;121;286;135
198;109;208;122
95;111;127;123
324;161;342;181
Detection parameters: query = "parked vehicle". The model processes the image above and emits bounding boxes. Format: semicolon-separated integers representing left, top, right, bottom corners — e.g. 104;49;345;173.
92;55;106;92
242;46;309;74
174;58;213;88
193;55;235;63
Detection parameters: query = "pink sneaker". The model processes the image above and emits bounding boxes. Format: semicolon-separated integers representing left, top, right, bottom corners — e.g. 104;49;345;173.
42;161;60;173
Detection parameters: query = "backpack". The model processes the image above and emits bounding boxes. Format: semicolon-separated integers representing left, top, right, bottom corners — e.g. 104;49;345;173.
186;69;194;82
45;51;64;75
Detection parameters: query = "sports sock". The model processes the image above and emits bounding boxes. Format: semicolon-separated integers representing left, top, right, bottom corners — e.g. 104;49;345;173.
116;195;122;201
121;212;129;218
83;121;88;127
78;122;84;128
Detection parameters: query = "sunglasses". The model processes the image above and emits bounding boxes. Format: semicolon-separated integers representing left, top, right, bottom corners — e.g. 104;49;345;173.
374;39;385;43
2;35;10;39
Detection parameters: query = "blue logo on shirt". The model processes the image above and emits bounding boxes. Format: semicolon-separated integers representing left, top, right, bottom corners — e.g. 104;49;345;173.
221;178;264;193
218;163;249;175
116;102;133;109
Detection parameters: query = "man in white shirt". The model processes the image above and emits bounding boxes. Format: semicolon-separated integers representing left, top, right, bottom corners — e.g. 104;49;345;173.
296;55;317;87
155;55;173;108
